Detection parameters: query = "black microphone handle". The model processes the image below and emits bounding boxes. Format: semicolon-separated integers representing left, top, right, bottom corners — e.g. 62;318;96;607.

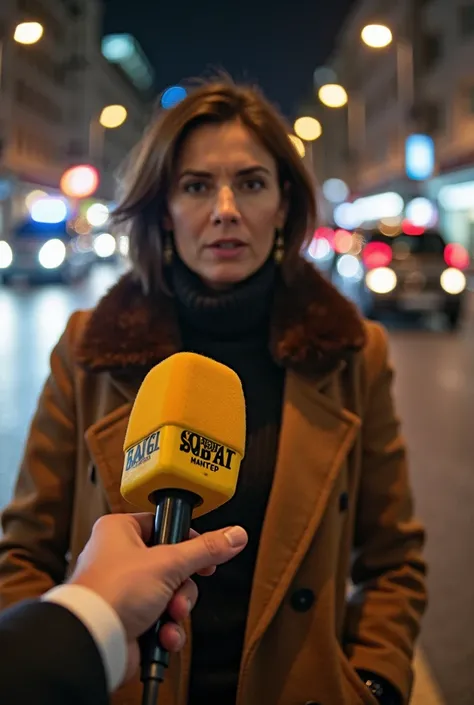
140;489;200;705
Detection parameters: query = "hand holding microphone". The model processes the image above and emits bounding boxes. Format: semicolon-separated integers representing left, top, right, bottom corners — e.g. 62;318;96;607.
120;352;246;704
71;512;248;683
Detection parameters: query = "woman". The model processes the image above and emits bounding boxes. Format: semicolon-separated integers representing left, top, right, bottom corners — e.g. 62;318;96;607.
0;79;426;705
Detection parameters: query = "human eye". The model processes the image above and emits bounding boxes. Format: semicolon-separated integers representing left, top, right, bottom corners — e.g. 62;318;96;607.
241;178;266;192
183;181;209;195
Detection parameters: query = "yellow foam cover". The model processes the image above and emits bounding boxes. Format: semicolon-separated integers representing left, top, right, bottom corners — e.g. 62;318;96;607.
121;352;246;517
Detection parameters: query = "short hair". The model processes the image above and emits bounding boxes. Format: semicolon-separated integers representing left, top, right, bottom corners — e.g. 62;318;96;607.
112;77;317;293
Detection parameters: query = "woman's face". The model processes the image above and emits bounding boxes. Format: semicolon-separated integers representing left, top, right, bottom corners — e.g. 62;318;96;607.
165;120;287;288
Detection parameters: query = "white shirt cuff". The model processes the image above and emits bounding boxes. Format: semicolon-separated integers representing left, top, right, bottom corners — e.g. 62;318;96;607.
42;584;127;692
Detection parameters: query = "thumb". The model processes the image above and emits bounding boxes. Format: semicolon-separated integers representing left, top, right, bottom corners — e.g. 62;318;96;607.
157;526;248;580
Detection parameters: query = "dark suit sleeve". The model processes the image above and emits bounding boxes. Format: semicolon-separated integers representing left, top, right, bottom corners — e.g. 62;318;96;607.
0;599;108;705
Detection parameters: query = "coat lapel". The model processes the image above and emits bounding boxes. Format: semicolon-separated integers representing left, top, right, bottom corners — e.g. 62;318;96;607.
241;368;361;670
84;375;140;514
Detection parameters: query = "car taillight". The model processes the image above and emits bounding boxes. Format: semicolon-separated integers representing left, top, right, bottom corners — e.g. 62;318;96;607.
362;242;393;270
444;243;470;271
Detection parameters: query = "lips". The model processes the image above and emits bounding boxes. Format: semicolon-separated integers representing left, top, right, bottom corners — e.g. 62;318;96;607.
208;239;246;249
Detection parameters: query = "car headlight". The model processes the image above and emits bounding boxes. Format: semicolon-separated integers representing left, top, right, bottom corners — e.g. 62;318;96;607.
366;267;397;294
440;268;466;295
38;239;66;269
93;232;116;258
0;241;13;269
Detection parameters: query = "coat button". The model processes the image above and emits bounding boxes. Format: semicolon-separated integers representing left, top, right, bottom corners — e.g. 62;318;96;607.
339;491;349;512
291;588;315;613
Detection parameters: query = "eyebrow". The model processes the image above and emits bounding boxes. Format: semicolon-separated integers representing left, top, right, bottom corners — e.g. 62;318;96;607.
178;165;272;180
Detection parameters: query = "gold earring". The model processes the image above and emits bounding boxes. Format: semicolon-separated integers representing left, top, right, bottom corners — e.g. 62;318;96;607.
163;232;173;266
274;229;284;264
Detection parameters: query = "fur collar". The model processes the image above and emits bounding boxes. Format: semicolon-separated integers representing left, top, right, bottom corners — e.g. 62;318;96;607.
76;258;366;378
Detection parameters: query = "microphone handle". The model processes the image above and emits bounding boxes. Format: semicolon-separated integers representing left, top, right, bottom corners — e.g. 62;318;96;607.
140;489;199;705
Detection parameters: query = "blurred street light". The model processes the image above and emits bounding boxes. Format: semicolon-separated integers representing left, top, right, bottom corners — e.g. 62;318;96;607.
99;104;127;129
13;22;44;45
1;21;44;92
294;116;322;142
288;134;306;158
361;24;393;49
318;84;348;108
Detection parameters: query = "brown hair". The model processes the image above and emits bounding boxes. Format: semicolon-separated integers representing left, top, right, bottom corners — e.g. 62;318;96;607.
112;76;317;294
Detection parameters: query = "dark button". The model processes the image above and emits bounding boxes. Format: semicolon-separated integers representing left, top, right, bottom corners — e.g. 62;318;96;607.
339;491;349;512
304;701;321;705
89;464;97;484
291;588;315;613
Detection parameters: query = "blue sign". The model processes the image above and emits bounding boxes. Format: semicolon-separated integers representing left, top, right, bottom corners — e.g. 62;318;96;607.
405;134;435;181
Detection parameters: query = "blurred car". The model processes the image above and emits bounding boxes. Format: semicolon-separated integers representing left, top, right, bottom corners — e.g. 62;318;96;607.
0;218;96;284
359;229;468;330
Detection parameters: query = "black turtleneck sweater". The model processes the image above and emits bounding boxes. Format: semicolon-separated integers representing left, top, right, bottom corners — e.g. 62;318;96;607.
172;258;285;705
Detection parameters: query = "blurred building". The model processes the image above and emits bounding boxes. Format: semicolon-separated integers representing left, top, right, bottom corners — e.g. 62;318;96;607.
314;0;474;251
0;0;153;240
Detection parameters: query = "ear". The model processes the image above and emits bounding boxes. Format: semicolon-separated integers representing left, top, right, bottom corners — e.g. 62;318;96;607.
276;182;290;229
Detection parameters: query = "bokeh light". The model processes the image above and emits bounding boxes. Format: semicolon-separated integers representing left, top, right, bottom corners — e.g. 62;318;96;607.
99;105;127;129
361;24;393;49
14;22;44;45
60;165;99;199
294;116;322;141
318;84;348;108
323;178;350;204
444;243;470;271
31;198;68;224
362;241;393;269
161;86;187;109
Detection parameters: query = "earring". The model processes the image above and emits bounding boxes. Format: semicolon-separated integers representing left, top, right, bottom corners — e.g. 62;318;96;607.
163;232;173;266
274;229;284;264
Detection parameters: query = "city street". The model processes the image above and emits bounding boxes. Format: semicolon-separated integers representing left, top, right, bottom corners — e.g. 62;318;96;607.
0;265;473;705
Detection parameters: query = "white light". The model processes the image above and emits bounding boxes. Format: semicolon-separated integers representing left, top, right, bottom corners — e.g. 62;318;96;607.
334;202;361;229
366;267;397;294
439;182;474;211
102;35;134;62
323;178;350;204
0;241;13;269
308;237;333;262
87;203;110;227
31;198;67;224
38;239;66;269
440;268;466;295
337;254;363;280
405;198;437;228
93;233;116;258
353;192;404;223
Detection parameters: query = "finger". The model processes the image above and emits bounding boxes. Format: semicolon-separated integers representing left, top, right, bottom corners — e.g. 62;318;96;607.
159;622;186;652
167;579;198;622
126;513;155;545
155;526;248;581
195;565;216;577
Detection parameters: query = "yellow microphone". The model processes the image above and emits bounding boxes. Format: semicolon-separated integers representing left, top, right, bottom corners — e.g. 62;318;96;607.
120;352;246;705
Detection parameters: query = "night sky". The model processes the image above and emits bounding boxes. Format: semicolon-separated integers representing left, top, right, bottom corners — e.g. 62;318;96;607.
102;0;355;119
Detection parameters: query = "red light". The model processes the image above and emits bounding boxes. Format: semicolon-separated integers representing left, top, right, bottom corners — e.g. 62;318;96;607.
444;243;470;270
334;229;352;254
314;227;335;247
60;165;99;198
402;220;425;236
362;241;393;269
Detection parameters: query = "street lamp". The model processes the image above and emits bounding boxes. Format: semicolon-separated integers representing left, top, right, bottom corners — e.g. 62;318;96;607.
318;84;348;109
0;21;44;90
294;116;322;142
89;104;128;165
361;24;393;49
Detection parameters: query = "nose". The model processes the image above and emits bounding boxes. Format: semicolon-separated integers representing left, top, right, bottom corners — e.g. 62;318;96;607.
211;186;241;226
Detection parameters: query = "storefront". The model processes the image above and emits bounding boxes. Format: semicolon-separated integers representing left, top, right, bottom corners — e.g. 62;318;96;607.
427;165;474;255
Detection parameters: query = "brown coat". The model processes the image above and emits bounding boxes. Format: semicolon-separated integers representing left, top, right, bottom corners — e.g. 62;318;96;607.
0;260;426;705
